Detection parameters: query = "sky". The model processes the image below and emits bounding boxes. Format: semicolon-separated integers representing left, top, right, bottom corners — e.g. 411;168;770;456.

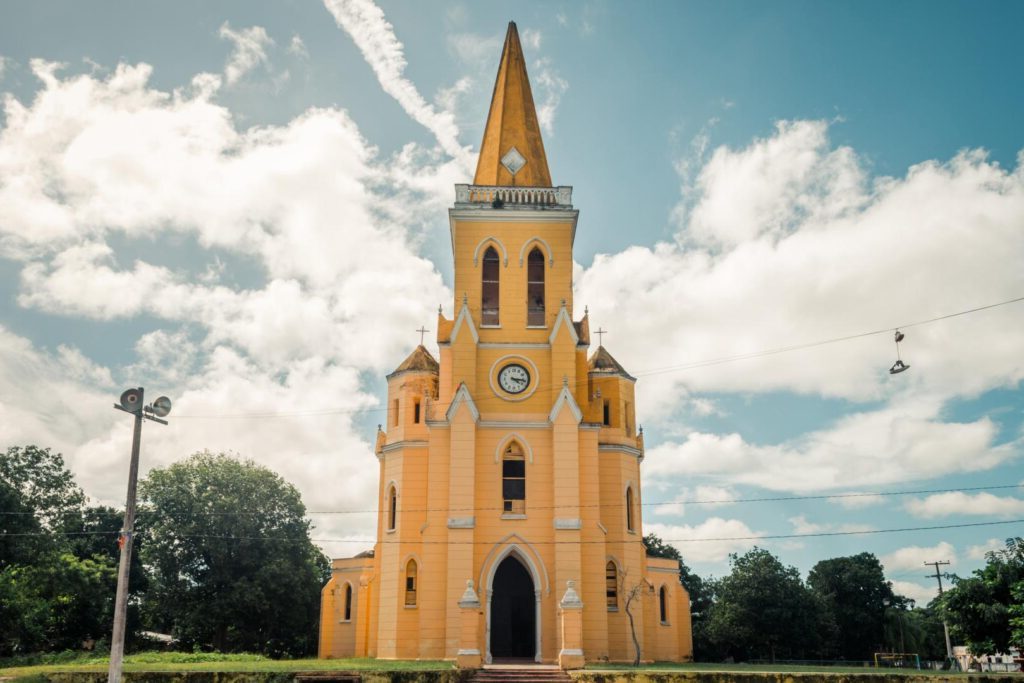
1;0;1023;607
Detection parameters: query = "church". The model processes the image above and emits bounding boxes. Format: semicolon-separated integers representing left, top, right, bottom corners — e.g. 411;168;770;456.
319;22;693;668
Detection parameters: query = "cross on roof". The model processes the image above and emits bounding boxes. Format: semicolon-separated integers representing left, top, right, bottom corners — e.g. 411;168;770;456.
595;327;607;345
416;326;430;345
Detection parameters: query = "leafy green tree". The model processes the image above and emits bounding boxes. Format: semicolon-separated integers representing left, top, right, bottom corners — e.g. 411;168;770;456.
940;537;1023;655
644;533;716;659
0;553;115;655
705;547;835;662
1;446;85;532
808;552;894;660
139;452;329;656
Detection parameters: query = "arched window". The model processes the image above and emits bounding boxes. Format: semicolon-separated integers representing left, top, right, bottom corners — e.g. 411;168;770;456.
482;246;500;326
502;441;526;514
605;561;618;610
626;486;635;532
527;247;545;326
659;585;668;623
387;485;397;531
343;583;353;621
405;559;418;606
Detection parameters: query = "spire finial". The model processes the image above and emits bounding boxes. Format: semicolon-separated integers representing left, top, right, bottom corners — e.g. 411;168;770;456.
595;327;607;346
416;326;430;345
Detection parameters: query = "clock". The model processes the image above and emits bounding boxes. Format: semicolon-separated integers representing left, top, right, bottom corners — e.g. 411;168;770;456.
498;363;531;394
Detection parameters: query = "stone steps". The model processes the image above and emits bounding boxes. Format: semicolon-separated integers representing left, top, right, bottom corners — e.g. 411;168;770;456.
469;667;570;683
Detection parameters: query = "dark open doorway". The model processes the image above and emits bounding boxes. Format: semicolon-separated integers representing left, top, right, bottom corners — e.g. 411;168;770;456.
490;555;536;659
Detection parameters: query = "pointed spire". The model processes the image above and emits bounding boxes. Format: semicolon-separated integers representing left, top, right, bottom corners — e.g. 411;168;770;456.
474;22;552;188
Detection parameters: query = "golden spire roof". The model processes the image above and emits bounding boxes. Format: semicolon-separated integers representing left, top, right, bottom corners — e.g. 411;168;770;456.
473;21;552;188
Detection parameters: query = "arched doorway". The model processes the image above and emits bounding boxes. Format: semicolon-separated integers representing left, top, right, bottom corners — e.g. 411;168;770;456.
489;555;536;659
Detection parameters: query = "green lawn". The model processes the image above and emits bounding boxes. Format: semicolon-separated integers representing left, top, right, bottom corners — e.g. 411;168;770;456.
0;653;452;678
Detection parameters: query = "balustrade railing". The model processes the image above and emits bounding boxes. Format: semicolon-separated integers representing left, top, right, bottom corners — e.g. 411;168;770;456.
454;184;573;207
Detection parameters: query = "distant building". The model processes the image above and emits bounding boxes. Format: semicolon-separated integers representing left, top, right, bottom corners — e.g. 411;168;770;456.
318;22;693;667
953;646;1022;672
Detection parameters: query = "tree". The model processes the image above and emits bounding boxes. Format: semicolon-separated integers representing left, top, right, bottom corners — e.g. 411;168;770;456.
705;547;835;662
1;446;85;532
139;452;329;656
617;569;646;666
940;537;1024;655
808;552;894;660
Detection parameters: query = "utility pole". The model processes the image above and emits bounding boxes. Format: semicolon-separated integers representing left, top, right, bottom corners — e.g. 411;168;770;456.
108;388;171;683
925;560;954;665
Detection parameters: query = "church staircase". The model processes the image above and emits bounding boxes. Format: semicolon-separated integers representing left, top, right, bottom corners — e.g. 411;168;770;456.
469;665;571;683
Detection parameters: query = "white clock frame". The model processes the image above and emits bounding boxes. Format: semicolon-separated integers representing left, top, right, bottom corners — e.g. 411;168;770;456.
488;355;540;402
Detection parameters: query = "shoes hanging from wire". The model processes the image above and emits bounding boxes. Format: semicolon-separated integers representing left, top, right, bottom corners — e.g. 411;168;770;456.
889;329;910;374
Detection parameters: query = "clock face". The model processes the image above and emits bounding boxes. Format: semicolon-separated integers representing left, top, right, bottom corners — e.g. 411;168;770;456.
498;363;531;394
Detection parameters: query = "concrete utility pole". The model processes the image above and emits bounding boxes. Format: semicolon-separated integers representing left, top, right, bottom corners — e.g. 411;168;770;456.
108;388;170;683
925;560;954;662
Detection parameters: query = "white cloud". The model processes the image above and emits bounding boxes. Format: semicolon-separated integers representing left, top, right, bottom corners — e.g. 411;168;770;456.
322;0;470;166
0;56;459;560
828;493;886;509
905;491;1024;518
533;57;568;136
578;121;1024;408
219;23;274;86
288;35;309;59
645;517;763;564
966;538;1005;560
644;398;1014;492
881;542;956;572
890;580;938;606
788;514;874;535
650;485;737;516
0;56;11;81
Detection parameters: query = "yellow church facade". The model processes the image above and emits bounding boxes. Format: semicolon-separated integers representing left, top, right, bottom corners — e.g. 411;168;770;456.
319;22;693;667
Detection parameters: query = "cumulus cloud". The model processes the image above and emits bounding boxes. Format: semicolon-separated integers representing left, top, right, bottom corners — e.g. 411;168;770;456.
966;538;1005;560
650;485;737;516
219;23;274;86
578;119;1024;493
828;493;887;509
644;398;1013;492
905;491;1024;518
881;542;956;572
645;517;763;564
533;57;568;136
322;0;470;166
891;580;938;606
0;54;457;559
788;514;874;535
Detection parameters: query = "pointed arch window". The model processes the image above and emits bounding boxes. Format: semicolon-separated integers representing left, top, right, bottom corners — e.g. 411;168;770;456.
405;559;418;606
626;486;635;533
343;583;353;621
659;585;668;623
606;561;618;610
527;247;545;326
502;441;526;514
387;485;397;531
482;246;500;326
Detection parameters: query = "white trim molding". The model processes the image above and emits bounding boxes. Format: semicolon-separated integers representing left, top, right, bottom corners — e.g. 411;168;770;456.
549;383;583;424
518;236;554;267
548;306;579;346
494;433;534;464
554;518;582;530
447;517;476;529
472;236;508;267
446;383;480;423
451;303;480;344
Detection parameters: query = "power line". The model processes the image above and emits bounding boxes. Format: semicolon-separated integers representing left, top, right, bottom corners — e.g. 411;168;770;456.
168;294;1024;420
3;483;1022;517
4;517;1021;544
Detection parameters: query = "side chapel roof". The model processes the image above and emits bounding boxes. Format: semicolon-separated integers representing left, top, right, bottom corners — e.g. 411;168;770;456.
587;345;636;381
388;345;439;378
473;21;553;188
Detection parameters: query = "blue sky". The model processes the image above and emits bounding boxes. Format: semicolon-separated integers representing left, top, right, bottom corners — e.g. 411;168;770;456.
1;0;1022;605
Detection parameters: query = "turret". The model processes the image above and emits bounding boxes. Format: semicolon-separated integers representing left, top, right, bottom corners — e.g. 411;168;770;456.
586;346;638;442
384;345;439;444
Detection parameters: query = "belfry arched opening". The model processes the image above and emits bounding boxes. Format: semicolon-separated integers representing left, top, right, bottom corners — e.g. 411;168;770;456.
490;556;536;660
